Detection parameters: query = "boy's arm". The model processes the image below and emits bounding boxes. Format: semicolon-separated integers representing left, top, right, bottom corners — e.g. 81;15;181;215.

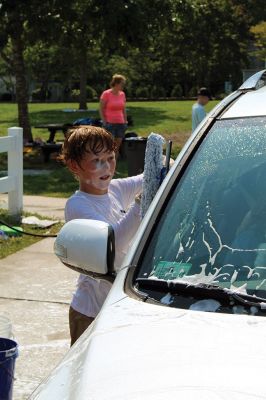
111;200;141;251
113;174;143;208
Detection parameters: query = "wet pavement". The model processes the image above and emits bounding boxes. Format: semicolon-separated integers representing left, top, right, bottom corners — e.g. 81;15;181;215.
0;195;78;399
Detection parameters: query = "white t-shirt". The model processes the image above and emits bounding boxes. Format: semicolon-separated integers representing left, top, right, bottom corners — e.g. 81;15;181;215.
65;174;143;317
192;102;206;132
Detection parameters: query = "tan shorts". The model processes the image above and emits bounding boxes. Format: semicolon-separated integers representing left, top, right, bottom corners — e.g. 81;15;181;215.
69;306;94;346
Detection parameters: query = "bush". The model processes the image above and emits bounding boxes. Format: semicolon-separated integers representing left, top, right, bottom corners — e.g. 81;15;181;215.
71;89;80;101
135;87;150;98
216;92;226;100
150;86;166;99
124;85;133;98
170;84;183;98
31;88;42;101
71;87;98;101
86;85;97;100
188;87;198;98
1;92;13;101
94;84;105;97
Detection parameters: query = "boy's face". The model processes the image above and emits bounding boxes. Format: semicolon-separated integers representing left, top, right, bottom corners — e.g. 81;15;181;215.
198;95;209;106
70;149;116;195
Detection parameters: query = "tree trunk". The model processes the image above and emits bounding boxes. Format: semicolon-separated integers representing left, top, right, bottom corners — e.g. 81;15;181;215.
11;23;33;143
79;50;88;110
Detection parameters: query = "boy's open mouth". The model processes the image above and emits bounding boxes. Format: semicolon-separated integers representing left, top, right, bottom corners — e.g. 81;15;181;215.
100;175;110;180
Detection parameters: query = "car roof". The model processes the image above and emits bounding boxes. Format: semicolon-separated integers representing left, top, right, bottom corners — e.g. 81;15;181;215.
221;86;266;119
219;69;266;120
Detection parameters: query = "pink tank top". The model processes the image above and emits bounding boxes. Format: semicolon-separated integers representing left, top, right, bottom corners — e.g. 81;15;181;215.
100;89;126;123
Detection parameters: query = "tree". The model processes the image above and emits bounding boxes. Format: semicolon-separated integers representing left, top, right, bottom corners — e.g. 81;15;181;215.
250;22;266;66
0;41;16;100
0;1;32;141
25;42;70;101
0;0;67;141
56;0;173;109
141;0;255;95
54;0;105;110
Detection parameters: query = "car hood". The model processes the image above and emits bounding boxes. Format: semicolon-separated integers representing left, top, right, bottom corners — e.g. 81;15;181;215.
30;295;266;400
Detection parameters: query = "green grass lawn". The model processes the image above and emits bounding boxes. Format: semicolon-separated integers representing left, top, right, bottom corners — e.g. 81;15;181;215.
0;100;218;150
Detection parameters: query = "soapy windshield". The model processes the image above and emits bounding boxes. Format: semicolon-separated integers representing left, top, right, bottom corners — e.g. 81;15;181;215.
138;117;266;299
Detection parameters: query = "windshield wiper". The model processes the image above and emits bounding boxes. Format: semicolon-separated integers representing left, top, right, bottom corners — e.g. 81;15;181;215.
135;278;266;309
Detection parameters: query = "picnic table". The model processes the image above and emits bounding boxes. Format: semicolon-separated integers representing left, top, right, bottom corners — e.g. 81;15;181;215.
34;123;73;143
34;117;133;162
34;123;73;162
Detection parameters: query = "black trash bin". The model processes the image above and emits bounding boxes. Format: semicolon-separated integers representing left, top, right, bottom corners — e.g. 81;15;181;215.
125;137;147;176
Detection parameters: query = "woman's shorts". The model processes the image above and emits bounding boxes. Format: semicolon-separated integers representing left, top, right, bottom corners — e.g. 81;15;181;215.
104;123;127;138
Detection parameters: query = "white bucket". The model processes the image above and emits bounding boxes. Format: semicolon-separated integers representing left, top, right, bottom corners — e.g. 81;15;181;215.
0;315;13;339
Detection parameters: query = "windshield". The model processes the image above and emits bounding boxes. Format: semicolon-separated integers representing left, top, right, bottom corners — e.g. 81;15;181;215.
137;117;266;301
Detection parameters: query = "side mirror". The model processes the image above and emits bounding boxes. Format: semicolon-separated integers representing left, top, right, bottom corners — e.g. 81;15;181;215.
54;219;115;282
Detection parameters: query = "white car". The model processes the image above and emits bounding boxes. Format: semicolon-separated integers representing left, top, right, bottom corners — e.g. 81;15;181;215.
31;70;266;400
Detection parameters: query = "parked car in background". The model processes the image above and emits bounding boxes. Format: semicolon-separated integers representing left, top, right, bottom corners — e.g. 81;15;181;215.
31;70;266;400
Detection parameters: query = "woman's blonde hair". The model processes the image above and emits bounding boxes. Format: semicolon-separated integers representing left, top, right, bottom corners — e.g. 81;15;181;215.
110;74;126;87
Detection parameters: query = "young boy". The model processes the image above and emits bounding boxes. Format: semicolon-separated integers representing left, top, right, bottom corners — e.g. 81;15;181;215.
191;87;211;132
59;125;143;345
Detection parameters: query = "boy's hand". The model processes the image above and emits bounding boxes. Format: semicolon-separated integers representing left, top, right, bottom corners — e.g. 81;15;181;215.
162;155;175;168
135;194;142;205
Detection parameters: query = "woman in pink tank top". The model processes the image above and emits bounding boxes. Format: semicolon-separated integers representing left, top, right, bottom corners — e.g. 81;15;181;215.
99;74;128;155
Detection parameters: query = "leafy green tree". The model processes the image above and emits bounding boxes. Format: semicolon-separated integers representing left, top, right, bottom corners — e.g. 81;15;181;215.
57;0;173;109
142;0;255;95
0;1;32;141
231;0;266;25
56;0;99;109
0;41;16;100
0;0;67;141
25;41;73;101
250;22;266;65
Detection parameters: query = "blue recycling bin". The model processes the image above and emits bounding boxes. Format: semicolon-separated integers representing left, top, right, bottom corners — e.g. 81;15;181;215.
0;337;18;400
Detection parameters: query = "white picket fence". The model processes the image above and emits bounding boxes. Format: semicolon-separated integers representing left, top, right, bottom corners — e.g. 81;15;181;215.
0;127;23;217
